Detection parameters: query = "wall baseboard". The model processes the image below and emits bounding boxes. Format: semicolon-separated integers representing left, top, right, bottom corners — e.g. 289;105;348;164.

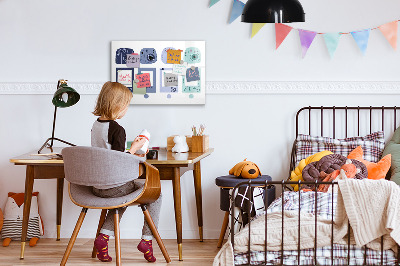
1;81;399;95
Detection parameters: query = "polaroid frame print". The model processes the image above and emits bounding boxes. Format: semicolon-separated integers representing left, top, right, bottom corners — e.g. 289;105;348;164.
111;41;205;105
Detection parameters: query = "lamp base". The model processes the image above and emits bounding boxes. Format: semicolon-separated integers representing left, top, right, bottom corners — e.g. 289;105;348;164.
38;137;76;154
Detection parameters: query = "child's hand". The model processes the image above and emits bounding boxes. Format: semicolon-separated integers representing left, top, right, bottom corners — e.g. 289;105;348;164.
134;149;149;157
129;137;147;155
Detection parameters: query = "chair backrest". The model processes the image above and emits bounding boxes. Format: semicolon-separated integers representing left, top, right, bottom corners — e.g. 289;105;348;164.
62;146;145;187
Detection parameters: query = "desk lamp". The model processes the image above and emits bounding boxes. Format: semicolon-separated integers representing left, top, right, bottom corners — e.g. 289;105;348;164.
38;79;80;154
241;0;305;23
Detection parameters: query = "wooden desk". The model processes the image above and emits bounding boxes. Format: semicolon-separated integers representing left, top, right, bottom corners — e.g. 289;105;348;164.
10;147;213;261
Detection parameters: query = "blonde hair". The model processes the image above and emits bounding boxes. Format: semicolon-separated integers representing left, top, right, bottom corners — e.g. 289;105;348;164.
93;82;133;120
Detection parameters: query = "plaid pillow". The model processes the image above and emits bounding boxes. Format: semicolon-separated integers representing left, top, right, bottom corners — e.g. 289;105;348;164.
295;131;385;166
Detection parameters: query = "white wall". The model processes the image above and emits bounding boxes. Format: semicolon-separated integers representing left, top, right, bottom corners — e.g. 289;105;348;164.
1;0;400;239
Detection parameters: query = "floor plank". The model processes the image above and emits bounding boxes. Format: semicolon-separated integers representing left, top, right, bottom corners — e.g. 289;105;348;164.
0;239;221;265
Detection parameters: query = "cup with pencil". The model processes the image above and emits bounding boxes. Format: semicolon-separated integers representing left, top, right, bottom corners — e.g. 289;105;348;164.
191;124;209;152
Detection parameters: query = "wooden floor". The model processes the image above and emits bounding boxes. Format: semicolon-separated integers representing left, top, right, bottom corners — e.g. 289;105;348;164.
0;239;221;265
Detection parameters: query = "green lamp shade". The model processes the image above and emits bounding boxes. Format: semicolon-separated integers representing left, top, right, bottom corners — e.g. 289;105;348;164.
52;84;80;108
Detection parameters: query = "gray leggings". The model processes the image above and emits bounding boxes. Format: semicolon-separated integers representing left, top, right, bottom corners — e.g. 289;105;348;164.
92;180;162;240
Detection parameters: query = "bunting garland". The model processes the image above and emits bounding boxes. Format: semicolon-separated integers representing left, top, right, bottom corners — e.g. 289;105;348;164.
298;30;317;58
208;1;399;59
351;29;370;55
229;0;245;24
209;0;220;8
251;23;266;38
275;23;292;49
323;33;341;58
378;21;398;50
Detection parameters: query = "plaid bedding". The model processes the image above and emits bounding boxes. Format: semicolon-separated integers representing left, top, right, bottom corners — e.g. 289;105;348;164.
234;244;397;265
294;131;385;166
234;191;397;265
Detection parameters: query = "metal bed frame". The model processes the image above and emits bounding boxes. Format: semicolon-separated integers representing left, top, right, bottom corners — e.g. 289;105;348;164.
230;106;400;266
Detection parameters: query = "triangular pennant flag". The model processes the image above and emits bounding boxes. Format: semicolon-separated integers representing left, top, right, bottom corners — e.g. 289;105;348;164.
209;0;220;7
351;29;370;55
275;23;293;49
323;33;341;58
298;29;317;58
251;23;266;38
229;0;245;24
378;21;398;50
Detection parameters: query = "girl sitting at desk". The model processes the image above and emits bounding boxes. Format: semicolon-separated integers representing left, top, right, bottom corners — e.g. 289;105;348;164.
91;81;161;263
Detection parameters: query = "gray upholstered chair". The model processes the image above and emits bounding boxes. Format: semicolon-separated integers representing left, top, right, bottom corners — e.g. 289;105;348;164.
60;146;171;265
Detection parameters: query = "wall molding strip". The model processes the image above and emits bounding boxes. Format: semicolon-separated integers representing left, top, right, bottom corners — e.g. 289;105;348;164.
0;81;399;95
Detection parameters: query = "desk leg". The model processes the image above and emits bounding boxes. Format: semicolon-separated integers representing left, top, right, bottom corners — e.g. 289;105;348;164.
172;167;183;261
20;165;34;259
56;178;64;241
193;161;203;242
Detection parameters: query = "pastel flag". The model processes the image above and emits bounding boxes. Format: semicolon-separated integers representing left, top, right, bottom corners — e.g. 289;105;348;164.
229;0;245;24
378;21;398;50
298;29;317;58
323;33;341;58
251;23;266;38
351;29;370;55
209;0;220;7
275;23;293;49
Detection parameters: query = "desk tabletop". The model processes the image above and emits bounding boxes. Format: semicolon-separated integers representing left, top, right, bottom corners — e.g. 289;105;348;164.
10;147;214;165
147;148;213;165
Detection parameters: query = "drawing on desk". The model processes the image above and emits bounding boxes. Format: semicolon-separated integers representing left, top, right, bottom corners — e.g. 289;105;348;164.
30;153;62;159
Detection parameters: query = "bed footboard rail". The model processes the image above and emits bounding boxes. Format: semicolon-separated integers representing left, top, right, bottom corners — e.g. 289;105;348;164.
230;180;400;266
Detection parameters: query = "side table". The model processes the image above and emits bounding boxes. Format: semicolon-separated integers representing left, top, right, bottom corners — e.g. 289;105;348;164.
215;175;275;248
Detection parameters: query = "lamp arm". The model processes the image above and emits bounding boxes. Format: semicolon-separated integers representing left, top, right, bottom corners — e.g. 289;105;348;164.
50;79;61;148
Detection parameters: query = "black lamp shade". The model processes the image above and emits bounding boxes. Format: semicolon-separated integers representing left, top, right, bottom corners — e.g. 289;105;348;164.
241;0;305;23
52;84;80;108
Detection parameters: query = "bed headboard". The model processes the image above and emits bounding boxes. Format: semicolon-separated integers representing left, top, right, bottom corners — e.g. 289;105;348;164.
290;106;400;178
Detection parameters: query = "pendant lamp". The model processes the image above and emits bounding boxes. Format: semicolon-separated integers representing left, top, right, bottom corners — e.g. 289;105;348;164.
38;79;80;154
241;0;305;23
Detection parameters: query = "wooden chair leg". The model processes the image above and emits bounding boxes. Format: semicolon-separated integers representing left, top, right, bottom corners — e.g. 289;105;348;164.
141;205;171;263
60;208;88;266
114;210;121;266
91;209;108;258
217;211;230;248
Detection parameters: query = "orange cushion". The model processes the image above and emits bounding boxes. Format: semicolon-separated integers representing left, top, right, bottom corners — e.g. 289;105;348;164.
348;146;391;180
